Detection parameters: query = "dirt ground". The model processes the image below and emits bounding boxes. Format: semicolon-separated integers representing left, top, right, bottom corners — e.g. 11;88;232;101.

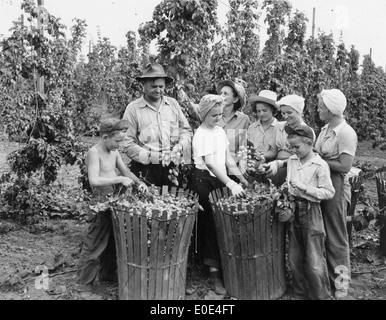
1;137;386;301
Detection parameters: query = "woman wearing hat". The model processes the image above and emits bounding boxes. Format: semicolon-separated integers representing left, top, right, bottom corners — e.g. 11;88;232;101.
187;94;249;295
217;78;251;182
122;63;193;187
245;90;279;179
315;89;358;299
263;94;315;187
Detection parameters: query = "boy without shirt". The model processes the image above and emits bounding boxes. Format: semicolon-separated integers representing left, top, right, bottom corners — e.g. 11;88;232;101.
75;118;148;299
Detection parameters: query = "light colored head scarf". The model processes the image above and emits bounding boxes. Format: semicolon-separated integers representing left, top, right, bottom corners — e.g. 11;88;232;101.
198;94;224;122
277;94;305;114
319;89;347;117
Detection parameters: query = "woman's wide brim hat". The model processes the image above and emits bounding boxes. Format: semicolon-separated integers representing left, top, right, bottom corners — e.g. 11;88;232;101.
216;79;246;108
248;90;279;110
135;63;174;84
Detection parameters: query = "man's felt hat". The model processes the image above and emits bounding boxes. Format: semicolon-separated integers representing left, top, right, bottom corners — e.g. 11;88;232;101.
135;63;174;84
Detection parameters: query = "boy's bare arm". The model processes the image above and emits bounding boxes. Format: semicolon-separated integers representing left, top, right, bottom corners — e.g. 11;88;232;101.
116;153;142;185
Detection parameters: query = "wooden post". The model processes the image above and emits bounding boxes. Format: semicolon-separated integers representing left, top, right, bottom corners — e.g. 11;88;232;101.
312;7;316;38
370;48;372;60
37;0;45;94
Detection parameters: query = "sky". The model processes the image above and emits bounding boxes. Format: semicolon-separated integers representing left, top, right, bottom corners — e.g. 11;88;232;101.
0;0;385;69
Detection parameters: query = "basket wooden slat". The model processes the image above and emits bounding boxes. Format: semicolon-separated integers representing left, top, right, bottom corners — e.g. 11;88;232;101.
253;203;263;299
260;202;269;299
271;204;279;294
236;205;248;298
132;211;141;299
163;210;177;299
155;210;167;299
147;209;160;300
246;203;256;298
140;209;148;300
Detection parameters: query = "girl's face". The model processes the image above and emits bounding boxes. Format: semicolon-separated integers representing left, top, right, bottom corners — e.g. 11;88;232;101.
220;86;238;108
203;105;224;128
317;98;333;122
255;103;274;122
280;105;301;126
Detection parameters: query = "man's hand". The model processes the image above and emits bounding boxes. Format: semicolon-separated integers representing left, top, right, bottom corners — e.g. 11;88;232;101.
170;143;184;165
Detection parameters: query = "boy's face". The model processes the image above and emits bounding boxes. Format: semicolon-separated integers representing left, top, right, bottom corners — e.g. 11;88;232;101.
288;136;311;159
104;131;125;151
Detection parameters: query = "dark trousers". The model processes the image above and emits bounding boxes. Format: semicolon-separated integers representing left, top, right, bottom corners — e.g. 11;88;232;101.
130;161;182;188
288;200;331;300
269;167;287;187
187;168;225;269
76;186;117;287
321;172;351;292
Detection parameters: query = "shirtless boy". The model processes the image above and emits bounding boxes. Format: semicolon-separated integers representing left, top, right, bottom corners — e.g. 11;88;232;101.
75;118;147;299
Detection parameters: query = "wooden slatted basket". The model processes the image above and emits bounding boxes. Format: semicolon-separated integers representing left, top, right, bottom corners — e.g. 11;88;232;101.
111;186;198;300
209;187;286;300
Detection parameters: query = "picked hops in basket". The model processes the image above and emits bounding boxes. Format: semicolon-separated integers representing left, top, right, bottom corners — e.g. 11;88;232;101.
113;185;199;219
217;180;279;213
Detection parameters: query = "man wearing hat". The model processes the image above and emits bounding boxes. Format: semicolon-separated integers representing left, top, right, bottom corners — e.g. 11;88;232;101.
216;78;250;181
75;118;148;299
284;123;335;300
122;63;193;187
